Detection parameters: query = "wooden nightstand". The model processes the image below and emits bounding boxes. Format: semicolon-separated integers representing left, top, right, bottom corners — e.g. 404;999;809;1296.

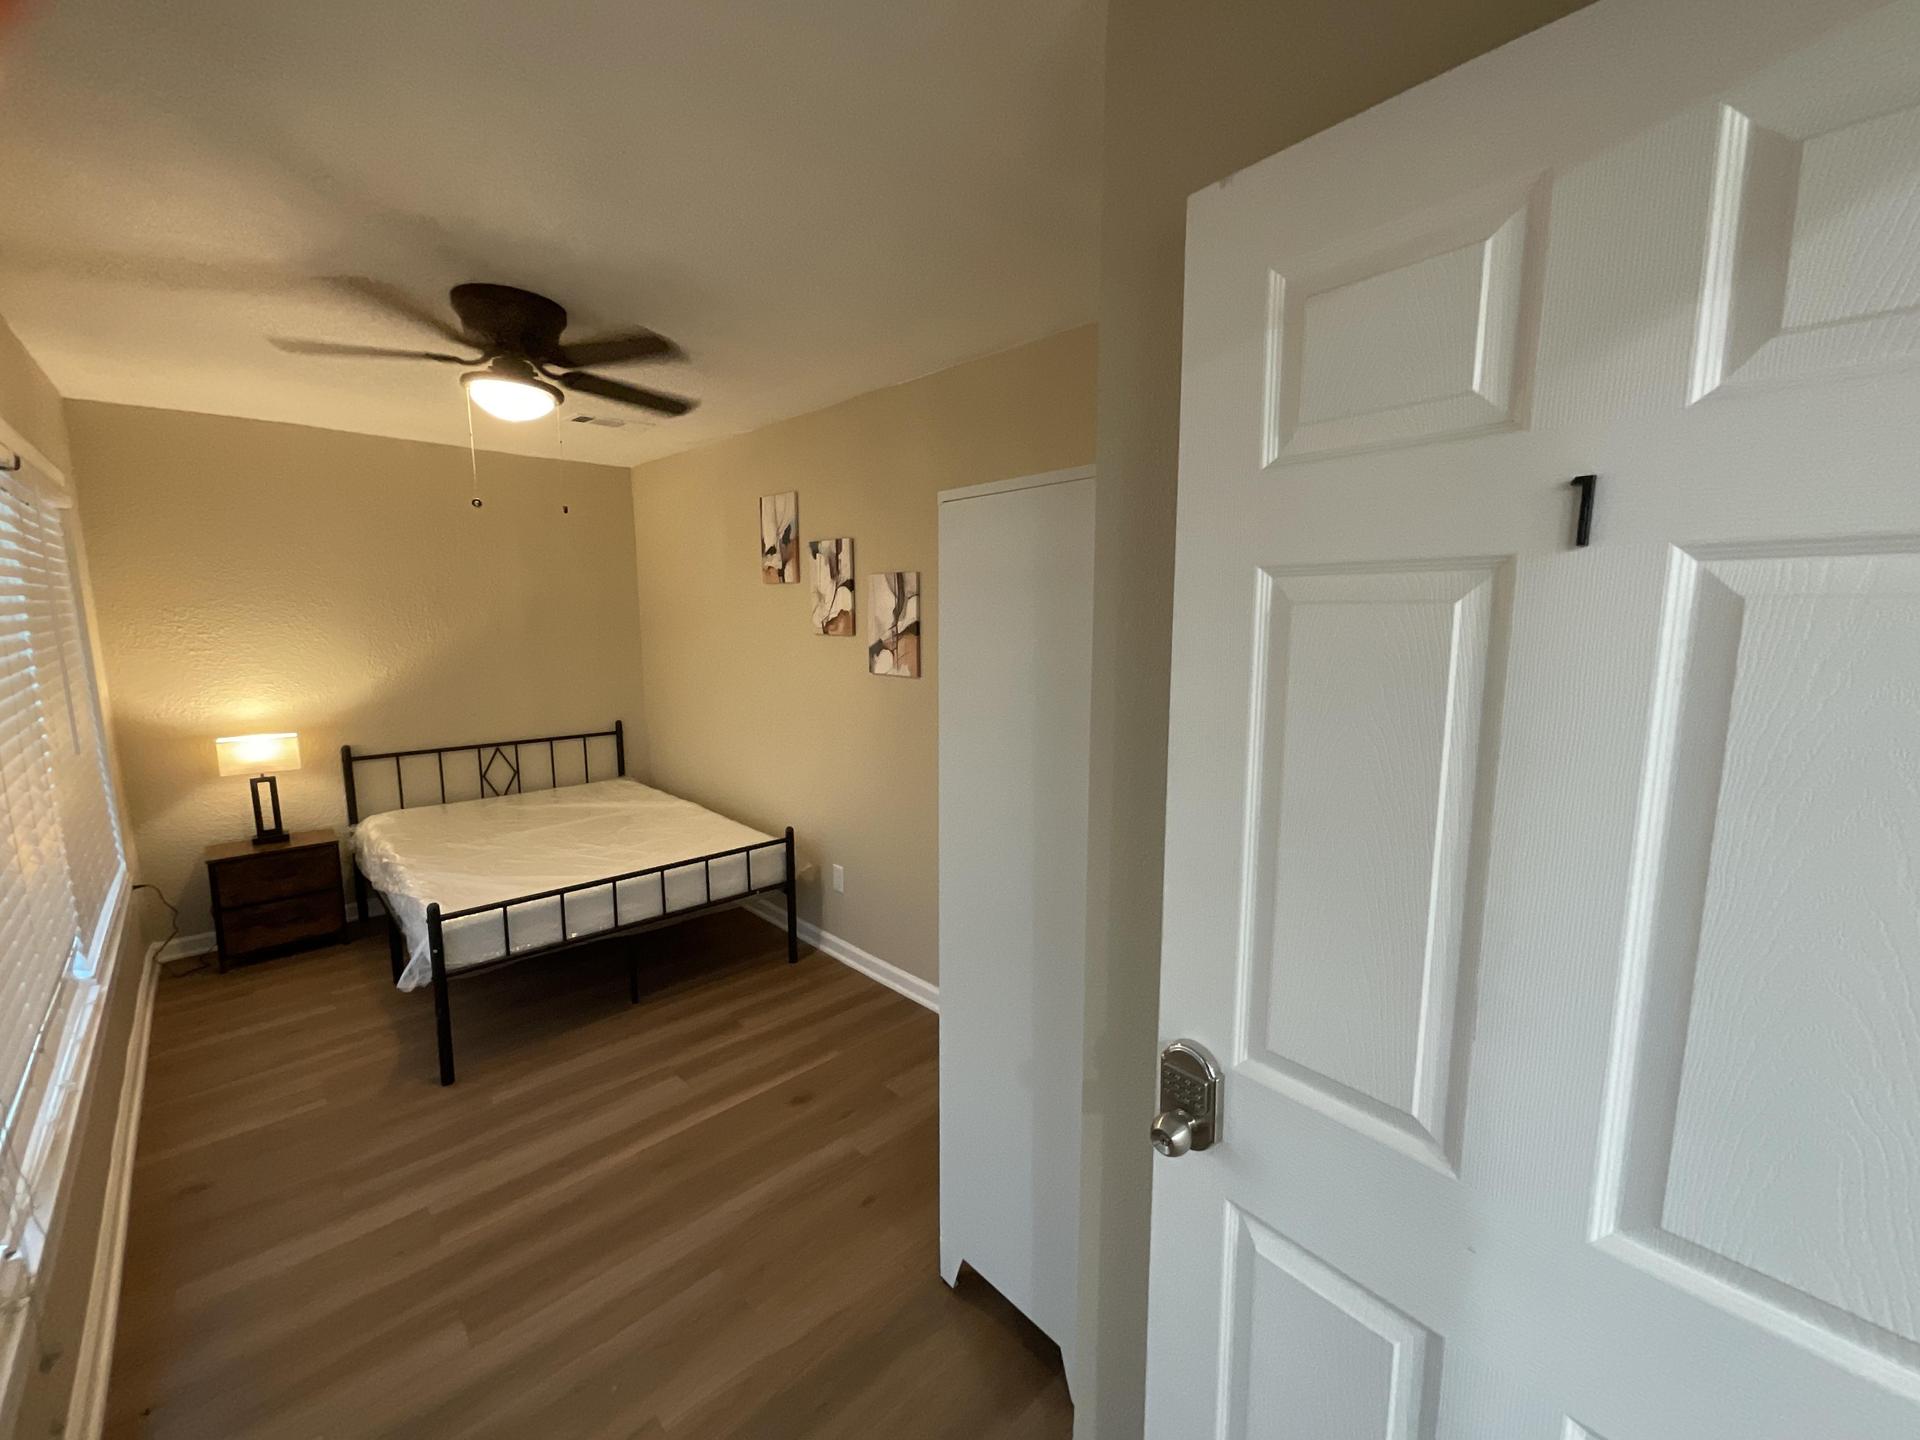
206;829;347;972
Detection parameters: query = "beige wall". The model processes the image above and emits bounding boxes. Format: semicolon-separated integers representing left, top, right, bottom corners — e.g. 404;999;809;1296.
1076;3;1593;1434
629;326;1097;985
0;312;72;475
68;402;647;937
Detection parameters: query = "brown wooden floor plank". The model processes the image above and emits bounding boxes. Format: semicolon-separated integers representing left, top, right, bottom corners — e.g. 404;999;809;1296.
106;910;1071;1439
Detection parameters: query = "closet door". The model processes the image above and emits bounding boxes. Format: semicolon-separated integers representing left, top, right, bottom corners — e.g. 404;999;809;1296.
938;468;1094;1376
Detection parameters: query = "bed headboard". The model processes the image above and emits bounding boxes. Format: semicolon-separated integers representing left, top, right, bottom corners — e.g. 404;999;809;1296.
340;720;625;824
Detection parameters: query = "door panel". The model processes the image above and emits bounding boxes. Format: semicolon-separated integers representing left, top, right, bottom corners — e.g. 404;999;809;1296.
1695;65;1920;400
1150;2;1920;1436
1595;540;1920;1363
1227;1212;1436;1440
1246;561;1506;1172
1269;186;1541;463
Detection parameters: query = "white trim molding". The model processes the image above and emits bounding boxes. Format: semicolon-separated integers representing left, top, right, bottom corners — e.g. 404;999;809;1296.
937;463;1094;507
0;413;69;501
744;898;938;1012
158;897;386;965
156;931;216;965
62;944;160;1440
168;900;942;1013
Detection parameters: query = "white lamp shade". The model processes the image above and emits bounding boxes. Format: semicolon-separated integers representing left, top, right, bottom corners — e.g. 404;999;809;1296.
466;375;558;422
215;732;302;777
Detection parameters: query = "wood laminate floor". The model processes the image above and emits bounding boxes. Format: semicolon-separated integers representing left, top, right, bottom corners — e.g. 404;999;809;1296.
106;911;1072;1439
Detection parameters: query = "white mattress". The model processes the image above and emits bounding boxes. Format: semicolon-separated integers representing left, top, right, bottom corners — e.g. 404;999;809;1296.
353;778;787;990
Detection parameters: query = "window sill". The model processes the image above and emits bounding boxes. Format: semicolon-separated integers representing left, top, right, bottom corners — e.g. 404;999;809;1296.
0;870;130;1430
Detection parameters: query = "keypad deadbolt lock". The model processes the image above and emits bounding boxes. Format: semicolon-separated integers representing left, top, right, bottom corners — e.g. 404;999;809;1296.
1152;1040;1222;1157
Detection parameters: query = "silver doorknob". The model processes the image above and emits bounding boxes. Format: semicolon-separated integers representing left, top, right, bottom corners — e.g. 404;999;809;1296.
1152;1039;1221;1155
1151;1110;1195;1157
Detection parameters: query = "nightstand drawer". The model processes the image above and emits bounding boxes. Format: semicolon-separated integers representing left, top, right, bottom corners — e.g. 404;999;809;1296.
211;844;338;909
219;890;343;957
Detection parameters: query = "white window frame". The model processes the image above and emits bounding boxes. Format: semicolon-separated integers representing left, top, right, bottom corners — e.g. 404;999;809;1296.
0;416;130;1421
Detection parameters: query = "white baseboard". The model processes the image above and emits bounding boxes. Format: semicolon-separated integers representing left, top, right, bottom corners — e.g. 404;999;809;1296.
743;897;938;1012
62;944;160;1440
164;898;940;1016
157;898;384;964
156;930;215;963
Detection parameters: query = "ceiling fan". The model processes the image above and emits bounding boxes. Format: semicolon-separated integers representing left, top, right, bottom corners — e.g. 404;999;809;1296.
271;280;696;423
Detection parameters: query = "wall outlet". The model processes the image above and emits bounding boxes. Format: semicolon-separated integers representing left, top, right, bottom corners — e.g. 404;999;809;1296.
831;864;845;893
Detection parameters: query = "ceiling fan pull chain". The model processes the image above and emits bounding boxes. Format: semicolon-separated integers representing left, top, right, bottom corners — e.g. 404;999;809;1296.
464;389;485;511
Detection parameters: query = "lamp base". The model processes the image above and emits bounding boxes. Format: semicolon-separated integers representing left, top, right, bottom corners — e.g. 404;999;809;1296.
249;774;287;846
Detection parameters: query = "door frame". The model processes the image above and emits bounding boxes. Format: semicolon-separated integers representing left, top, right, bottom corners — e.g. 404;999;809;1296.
938;463;1095;508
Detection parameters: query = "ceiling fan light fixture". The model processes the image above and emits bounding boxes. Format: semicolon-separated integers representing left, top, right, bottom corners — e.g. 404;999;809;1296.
462;357;563;422
278;283;695;418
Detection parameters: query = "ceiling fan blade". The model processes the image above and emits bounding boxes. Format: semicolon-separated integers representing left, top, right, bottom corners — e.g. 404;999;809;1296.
324;276;472;345
554;330;683;368
557;370;697;416
271;338;473;363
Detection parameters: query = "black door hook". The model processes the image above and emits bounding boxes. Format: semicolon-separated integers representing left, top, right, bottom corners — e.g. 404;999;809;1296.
1569;474;1597;548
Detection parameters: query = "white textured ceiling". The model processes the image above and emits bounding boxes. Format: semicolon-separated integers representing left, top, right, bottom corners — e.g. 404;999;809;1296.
0;0;1102;466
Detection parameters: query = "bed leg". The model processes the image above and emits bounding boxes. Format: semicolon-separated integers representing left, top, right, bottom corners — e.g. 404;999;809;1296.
386;908;406;984
432;977;455;1087
353;866;370;934
428;903;455;1086
784;827;799;965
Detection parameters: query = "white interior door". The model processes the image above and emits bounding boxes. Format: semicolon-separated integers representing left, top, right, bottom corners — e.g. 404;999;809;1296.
939;468;1093;1374
1148;2;1920;1436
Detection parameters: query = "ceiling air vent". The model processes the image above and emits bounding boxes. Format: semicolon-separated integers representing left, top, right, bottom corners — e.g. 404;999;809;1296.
569;413;626;428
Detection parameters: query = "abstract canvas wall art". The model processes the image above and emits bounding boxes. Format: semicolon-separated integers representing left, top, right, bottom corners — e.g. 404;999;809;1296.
760;492;798;584
869;570;920;677
809;537;855;635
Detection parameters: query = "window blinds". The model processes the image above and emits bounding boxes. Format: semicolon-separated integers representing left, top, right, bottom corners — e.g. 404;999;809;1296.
36;505;123;967
0;459;125;1300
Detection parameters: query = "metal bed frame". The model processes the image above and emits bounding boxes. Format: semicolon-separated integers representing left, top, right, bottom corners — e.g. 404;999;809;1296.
341;720;799;1086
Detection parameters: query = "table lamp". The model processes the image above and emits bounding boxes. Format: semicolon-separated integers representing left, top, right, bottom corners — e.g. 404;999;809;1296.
215;732;301;845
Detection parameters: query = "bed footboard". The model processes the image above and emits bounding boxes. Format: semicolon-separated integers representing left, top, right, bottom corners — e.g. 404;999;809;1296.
412;829;797;1086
